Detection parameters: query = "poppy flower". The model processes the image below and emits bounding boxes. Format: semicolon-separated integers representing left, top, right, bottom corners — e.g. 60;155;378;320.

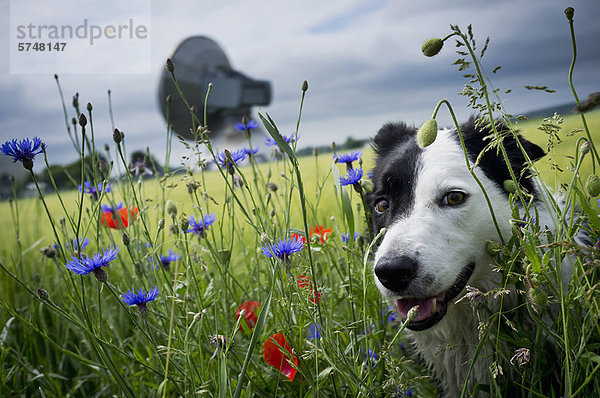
236;300;261;332
100;202;139;229
297;275;322;303
291;225;331;246
263;333;298;381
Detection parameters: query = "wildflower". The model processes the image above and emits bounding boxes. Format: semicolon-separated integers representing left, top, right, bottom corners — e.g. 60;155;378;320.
297;275;322;303
215;149;247;174
333;150;363;169
122;286;160;318
363;349;379;368
261;236;304;263
236;300;261;332
341;232;361;243
383;305;398;324
186;213;217;237
309;225;331;245
265;134;295;147
130;158;153;176
263;333;298;381
421;38;444;57
1;137;44;170
340;167;363;187
79;180;112;201
54;237;90;253
64;245;120;282
307;323;322;340
510;347;531;369
159;249;180;270
235;119;259;132
242;147;259;157
100;202;139;229
417;118;438;148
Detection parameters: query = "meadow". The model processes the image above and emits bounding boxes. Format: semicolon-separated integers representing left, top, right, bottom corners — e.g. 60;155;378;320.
2;11;600;398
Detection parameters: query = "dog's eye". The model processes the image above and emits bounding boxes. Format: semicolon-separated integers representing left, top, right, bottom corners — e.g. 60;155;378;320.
443;191;466;206
374;199;389;214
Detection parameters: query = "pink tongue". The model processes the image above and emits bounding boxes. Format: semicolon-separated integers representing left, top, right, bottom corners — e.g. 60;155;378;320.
396;293;445;323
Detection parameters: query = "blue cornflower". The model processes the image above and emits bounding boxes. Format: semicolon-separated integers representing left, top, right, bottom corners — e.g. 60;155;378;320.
235;119;259;132
340;167;363;186
215;149;247;174
307;323;322;340
362;349;380;368
341;232;361;243
383;305;398;324
265;134;295;147
160;249;180;270
122;286;159;318
333;150;362;169
261;236;304;263
55;237;90;252
186;213;217;237
1;137;44;170
243;147;259;157
101;202;125;213
64;245;119;282
79;180;111;201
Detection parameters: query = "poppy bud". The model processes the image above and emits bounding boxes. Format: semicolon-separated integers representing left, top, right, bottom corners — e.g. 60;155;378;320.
166;200;177;217
528;287;547;307
503;180;517;193
580;141;591;156
166;58;175;73
417;119;438;148
586;174;600;197
421;38;444;57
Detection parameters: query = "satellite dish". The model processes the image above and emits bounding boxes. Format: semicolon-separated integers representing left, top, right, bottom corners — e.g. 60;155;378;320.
158;36;271;140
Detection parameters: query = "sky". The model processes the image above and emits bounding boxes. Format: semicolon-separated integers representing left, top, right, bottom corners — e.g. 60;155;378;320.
1;0;599;175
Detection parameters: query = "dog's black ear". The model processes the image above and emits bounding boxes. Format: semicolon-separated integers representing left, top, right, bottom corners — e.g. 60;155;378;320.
519;138;545;163
372;122;416;157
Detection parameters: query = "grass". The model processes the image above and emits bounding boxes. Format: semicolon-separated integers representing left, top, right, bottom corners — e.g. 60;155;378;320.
1;10;600;397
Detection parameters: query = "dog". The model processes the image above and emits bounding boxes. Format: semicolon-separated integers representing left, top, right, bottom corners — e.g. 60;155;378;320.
367;117;579;396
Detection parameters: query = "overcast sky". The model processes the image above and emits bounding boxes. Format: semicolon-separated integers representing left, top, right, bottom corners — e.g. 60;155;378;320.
1;0;599;172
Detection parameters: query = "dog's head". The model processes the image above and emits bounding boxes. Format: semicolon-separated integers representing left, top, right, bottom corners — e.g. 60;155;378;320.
368;118;544;331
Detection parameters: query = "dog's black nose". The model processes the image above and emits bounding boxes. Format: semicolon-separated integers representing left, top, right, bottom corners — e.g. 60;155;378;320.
375;255;418;292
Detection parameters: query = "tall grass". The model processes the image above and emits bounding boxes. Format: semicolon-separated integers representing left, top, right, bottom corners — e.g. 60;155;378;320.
1;7;599;397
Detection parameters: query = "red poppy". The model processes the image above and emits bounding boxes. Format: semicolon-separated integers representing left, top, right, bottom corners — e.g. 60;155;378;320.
309;225;331;245
100;205;139;229
297;275;322;303
263;333;298;381
236;300;261;331
291;225;332;246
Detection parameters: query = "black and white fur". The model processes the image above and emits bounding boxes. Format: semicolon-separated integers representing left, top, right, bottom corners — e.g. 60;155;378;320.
367;118;570;396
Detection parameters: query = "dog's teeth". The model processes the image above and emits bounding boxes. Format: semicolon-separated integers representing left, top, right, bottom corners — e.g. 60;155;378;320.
432;298;437;312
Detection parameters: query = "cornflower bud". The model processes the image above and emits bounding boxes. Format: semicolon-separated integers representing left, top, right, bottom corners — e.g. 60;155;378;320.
564;7;574;22
79;113;87;127
86;102;93;112
113;128;122;143
37;288;49;301
158;218;165;230
166;58;175;73
180;217;189;232
301;80;308;92
122;233;130;246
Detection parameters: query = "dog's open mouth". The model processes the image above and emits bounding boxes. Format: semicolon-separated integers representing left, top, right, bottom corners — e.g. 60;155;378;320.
396;262;475;331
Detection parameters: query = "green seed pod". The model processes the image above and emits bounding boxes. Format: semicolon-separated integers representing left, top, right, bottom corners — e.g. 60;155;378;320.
417;119;438;148
503;179;517;193
586;174;600;197
421;38;444;57
528;287;547;307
